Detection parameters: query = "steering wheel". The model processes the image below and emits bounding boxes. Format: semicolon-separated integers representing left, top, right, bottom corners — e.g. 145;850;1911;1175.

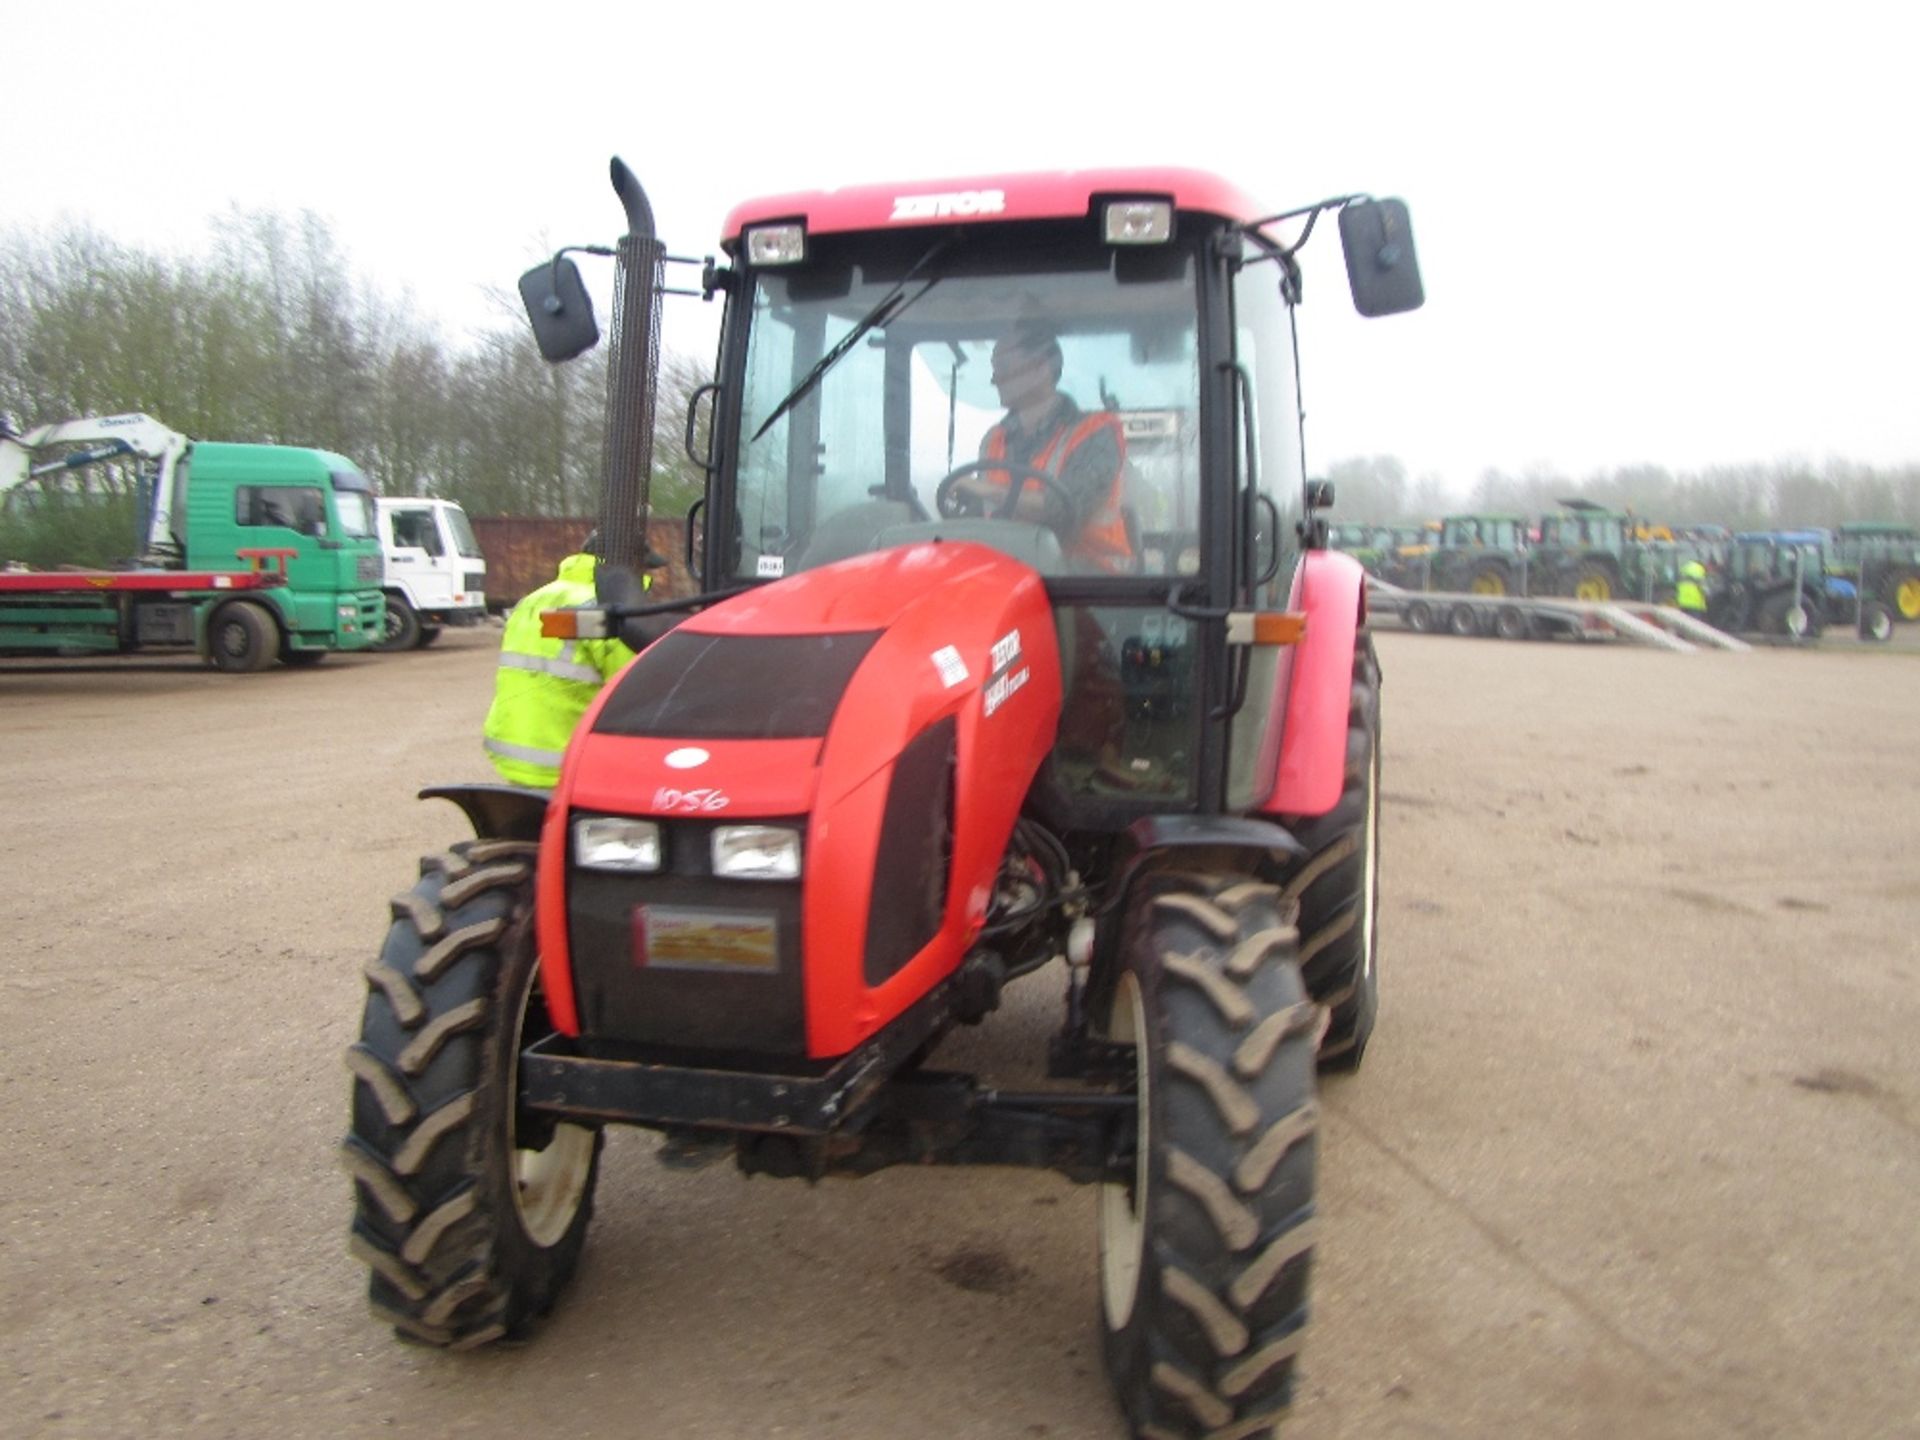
934;460;1067;521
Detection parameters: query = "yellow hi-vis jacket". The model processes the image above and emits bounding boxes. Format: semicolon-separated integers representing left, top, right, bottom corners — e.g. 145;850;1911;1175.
482;553;640;787
1675;560;1709;614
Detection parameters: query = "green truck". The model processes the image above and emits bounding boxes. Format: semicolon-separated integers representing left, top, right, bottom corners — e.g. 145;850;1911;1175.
0;413;385;669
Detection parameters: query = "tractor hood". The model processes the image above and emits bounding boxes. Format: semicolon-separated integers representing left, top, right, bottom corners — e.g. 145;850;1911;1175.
562;540;1061;817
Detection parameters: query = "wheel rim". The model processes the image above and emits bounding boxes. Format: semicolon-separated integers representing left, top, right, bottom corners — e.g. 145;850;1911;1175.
217;620;247;659
1785;604;1810;639
508;963;595;1247
383;609;406;645
1898;578;1920;620
1099;971;1150;1331
1575;575;1612;601
1871;610;1893;641
1470;573;1506;596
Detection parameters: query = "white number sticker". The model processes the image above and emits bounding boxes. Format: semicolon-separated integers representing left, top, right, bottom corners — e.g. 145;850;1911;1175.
652;787;731;813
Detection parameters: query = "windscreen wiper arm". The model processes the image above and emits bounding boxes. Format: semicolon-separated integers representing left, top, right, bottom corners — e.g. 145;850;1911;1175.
750;237;953;442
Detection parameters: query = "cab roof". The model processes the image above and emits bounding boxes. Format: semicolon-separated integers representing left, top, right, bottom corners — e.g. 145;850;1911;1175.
720;167;1269;248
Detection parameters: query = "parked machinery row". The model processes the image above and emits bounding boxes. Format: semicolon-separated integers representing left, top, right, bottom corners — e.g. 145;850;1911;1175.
1330;504;1912;641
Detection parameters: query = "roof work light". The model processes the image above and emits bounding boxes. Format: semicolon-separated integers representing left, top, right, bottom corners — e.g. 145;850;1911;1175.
746;224;807;266
1103;200;1173;244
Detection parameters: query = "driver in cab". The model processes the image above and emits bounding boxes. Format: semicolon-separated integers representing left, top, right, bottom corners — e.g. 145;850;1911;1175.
950;324;1132;573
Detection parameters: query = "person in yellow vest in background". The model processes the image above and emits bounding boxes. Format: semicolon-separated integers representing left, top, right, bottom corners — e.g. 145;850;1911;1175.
483;533;645;787
1675;558;1710;617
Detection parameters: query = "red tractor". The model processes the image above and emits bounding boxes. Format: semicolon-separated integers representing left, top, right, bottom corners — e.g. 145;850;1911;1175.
344;161;1420;1438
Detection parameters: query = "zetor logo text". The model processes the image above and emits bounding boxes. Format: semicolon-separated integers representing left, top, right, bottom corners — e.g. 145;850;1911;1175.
890;189;1006;222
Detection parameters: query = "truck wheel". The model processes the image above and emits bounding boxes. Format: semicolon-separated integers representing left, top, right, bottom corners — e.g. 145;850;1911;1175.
1402;600;1433;633
1447;602;1480;636
1494;606;1531;641
377;596;422;652
1860;601;1894;643
417;624;443;648
343;839;601;1346
1276;635;1381;1069
208;600;277;673
1099;874;1318;1440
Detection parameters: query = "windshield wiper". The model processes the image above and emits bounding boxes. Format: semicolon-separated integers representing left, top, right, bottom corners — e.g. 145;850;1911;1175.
750;237;954;442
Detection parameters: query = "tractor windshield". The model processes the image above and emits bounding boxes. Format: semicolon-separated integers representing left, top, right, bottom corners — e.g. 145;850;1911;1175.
730;225;1202;583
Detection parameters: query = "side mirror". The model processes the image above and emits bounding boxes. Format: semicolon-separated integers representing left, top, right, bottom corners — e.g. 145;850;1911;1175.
519;255;601;362
1338;199;1424;318
1305;478;1336;511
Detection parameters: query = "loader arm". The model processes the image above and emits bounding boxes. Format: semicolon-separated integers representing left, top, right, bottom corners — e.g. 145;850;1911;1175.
0;413;192;552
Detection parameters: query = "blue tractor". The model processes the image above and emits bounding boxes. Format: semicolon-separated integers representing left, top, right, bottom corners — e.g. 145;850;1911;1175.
1713;531;1890;642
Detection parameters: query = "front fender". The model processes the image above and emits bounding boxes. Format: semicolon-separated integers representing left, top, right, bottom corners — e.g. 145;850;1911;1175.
419;783;549;844
1265;549;1365;818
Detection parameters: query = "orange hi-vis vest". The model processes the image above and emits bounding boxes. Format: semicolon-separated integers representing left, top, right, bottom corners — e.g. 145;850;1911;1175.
981;410;1132;572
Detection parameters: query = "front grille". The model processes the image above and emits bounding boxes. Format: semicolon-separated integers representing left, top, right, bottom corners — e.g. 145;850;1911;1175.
569;818;808;1055
355;552;382;582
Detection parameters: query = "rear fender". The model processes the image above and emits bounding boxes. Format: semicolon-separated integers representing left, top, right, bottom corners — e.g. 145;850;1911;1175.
1264;548;1365;819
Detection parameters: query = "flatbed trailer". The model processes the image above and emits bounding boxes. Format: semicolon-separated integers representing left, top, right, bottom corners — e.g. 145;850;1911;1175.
0;567;288;595
1367;581;1751;653
0;550;337;669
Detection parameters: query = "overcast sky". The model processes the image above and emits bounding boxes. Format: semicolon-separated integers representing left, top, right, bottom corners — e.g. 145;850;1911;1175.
8;1;1915;496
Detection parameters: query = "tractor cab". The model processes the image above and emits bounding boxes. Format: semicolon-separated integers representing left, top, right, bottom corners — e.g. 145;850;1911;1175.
540;171;1421;826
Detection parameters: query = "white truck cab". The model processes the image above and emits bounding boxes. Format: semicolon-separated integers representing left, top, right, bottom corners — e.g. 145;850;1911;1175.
374;497;487;650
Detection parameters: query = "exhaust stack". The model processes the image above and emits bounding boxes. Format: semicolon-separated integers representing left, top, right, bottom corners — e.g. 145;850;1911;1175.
596;156;664;593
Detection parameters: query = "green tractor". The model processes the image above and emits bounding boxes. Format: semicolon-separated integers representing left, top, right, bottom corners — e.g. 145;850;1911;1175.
1327;521;1392;576
1419;513;1528;596
1831;522;1920;622
1528;499;1664;602
1329;521;1427;581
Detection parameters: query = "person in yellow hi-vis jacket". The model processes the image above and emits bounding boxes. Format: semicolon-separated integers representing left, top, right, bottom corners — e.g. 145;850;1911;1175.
482;542;641;787
1675;558;1710;616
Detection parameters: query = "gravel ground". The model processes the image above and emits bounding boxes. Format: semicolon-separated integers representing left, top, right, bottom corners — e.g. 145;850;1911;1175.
2;623;1916;1439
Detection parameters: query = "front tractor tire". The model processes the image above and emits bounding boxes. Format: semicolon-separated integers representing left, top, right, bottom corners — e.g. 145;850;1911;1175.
1100;875;1320;1440
1573;563;1616;602
343;839;601;1347
1467;562;1510;596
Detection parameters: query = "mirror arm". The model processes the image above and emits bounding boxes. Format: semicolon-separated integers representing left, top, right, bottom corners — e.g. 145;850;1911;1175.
545;244;614;312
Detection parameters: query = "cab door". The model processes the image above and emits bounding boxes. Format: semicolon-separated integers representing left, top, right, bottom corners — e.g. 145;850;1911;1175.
384;504;453;608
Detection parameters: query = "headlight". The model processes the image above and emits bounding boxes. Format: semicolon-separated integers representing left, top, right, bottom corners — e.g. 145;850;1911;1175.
711;825;802;880
574;816;662;872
